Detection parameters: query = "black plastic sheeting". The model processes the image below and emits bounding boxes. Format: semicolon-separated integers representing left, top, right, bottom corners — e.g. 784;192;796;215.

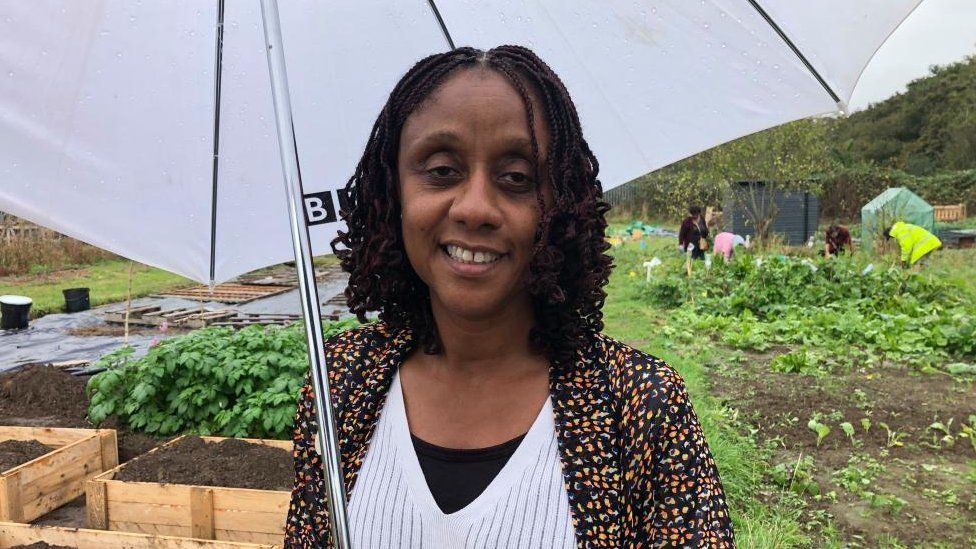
0;276;349;374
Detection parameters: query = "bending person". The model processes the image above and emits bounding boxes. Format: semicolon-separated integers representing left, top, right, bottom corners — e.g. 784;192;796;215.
885;221;942;269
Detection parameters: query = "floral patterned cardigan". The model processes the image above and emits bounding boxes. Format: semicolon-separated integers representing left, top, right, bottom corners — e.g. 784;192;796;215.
284;322;734;548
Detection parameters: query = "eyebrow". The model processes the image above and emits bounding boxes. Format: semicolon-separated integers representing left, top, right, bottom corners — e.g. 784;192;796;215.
410;130;462;149
408;131;537;158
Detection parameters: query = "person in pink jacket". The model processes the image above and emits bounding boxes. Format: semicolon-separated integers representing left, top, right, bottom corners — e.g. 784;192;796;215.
713;232;748;261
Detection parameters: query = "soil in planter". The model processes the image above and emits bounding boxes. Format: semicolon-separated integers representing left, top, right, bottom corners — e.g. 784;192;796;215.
114;436;293;491
12;543;74;549
0;365;167;462
0;439;55;471
0;365;89;427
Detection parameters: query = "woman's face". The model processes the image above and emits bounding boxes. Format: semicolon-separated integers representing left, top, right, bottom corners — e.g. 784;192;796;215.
397;68;551;321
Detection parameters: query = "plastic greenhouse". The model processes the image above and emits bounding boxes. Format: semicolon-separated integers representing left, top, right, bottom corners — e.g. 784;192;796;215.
861;187;934;251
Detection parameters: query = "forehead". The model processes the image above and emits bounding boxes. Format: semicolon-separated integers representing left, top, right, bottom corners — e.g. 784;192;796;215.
399;68;548;149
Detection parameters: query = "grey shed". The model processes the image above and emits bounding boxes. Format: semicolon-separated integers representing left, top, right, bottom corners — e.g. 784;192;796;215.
722;181;819;245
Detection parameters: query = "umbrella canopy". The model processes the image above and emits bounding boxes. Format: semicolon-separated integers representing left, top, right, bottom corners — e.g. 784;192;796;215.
1;0;922;284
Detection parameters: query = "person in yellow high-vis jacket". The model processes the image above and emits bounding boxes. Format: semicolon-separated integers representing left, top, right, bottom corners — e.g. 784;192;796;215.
885;222;942;267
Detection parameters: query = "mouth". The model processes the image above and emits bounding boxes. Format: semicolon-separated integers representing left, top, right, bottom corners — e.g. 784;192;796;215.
442;243;504;265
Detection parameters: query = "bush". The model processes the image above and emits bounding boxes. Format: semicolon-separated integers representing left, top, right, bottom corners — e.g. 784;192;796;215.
86;318;359;439
818;166;976;221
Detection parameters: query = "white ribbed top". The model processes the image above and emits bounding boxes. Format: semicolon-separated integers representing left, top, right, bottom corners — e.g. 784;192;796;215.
347;373;577;548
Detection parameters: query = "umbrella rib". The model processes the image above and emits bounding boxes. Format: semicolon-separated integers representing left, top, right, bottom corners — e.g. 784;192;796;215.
209;0;227;284
745;0;842;107
425;0;456;50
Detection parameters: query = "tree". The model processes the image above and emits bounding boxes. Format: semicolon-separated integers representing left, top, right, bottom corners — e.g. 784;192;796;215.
649;119;834;241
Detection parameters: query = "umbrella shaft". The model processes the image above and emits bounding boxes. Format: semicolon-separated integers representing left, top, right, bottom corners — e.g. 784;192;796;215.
259;1;353;548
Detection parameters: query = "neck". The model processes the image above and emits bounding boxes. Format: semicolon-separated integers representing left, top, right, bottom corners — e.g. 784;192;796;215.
425;292;538;377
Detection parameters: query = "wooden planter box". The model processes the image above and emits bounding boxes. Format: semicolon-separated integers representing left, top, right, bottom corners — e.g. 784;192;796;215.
87;436;291;546
0;521;280;548
0;426;118;523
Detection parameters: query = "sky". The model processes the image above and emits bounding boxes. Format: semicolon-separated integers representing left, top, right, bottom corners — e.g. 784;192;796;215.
848;0;976;110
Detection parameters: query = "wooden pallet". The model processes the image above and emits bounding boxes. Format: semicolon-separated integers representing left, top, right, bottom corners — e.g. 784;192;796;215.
210;313;305;328
934;203;967;222
0;521;280;548
105;307;307;329
0;427;118;523
105;306;237;329
156;284;292;304
87;436;291;546
322;293;347;308
236;266;340;287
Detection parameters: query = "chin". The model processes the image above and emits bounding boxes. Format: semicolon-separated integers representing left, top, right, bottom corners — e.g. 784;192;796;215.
434;289;510;320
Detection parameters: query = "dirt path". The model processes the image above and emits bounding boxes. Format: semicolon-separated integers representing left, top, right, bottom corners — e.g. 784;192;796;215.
713;351;976;546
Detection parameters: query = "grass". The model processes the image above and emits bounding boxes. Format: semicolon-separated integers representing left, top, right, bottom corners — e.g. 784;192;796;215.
602;238;812;547
0;259;191;317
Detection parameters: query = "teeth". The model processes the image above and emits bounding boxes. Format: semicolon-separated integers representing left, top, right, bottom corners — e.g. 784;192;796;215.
446;245;499;264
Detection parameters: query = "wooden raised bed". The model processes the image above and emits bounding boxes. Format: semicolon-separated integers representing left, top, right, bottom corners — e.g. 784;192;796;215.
0;427;118;523
87;436;291;546
0;521;279;548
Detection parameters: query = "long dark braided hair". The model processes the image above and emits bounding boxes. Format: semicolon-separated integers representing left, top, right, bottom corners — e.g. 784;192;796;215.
332;45;613;367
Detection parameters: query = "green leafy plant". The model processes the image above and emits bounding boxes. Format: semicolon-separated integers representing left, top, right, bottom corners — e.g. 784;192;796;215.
879;422;908;448
863;491;908;515
87;318;359;438
927;418;955;449
958;415;976;454
840;422;857;446
808;418;831;447
769;454;820;496
641;254;976;374
860;417;872;433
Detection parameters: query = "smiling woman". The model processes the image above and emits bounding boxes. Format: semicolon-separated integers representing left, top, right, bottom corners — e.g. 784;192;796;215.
285;46;734;549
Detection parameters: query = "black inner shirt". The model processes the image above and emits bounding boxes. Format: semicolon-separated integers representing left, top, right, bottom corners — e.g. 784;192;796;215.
411;433;526;514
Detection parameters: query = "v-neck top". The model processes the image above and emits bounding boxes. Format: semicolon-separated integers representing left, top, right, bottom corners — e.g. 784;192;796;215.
411;431;525;514
346;374;577;548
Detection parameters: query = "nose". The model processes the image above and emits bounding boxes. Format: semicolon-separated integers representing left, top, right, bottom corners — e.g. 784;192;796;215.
447;169;503;230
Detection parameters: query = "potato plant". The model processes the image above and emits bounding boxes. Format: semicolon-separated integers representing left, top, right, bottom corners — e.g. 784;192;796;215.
87;318;359;438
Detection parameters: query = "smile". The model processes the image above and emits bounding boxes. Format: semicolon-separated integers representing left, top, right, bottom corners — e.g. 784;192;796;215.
444;244;501;265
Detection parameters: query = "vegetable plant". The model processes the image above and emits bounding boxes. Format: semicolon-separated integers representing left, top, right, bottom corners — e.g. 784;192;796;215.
87;318;359;438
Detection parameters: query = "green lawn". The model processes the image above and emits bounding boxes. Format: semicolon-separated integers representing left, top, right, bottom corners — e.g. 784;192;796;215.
0;259;192;317
602;238;811;547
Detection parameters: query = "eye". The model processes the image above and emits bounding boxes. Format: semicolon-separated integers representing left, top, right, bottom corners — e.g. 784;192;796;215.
428;165;458;178
500;171;535;191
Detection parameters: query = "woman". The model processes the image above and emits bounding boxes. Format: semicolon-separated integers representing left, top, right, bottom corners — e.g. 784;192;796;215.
713;231;749;261
678;206;710;260
823;225;852;257
285;46;733;548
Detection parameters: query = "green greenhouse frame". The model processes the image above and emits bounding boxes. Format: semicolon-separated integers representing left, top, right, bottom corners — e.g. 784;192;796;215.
860;187;934;252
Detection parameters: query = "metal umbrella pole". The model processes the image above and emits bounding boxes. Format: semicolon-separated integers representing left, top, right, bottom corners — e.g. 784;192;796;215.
259;1;353;547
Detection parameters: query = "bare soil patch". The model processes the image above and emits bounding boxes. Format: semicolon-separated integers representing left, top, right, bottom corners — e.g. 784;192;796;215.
31;495;86;528
66;324;173;337
0;365;167;463
114;436;292;491
0;439;54;471
714;352;976;547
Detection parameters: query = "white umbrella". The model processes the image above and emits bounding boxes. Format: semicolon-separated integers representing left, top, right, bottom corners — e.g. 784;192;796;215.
0;1;923;546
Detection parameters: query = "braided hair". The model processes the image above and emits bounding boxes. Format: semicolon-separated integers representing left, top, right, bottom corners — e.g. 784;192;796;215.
332;45;612;367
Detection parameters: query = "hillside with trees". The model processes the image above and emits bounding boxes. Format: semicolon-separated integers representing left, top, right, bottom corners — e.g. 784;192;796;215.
618;54;976;223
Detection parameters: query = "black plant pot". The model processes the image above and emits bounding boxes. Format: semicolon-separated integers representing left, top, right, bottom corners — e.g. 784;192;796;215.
0;295;32;330
63;287;91;313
